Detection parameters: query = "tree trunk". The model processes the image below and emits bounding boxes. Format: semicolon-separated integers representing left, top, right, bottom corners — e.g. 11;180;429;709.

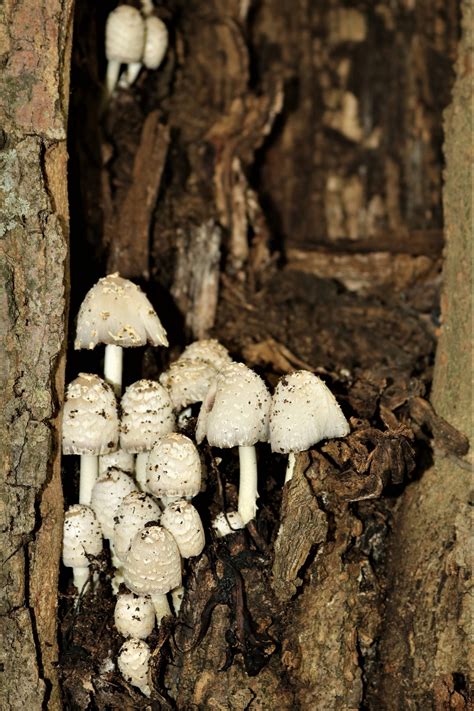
0;1;72;709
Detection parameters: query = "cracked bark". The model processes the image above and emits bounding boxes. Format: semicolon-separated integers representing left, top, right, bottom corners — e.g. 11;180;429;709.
0;1;72;708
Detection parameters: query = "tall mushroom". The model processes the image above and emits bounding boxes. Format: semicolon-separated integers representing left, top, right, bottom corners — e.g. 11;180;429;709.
74;273;168;395
196;362;271;525
62;373;119;505
269;370;350;482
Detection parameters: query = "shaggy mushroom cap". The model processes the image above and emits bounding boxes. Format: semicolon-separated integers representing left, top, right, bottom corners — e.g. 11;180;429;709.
160;500;205;558
159;358;218;411
117;639;151;697
120;380;175;453
212;511;245;538
63;505;103;568
146;433;201;499
122;525;182;595
269;370;350;453
74;273;168;350
106;6;145;64
114;491;162;561
99;449;135;476
62;373;119;455
196;362;271;448
143;16;168;70
114;593;155;640
180;339;232;371
90;468;138;539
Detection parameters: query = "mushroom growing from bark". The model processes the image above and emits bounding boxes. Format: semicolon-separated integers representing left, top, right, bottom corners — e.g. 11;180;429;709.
63;504;103;594
74;273;168;395
105;5;145;97
269;370;350;482
114;593;156;639
196;362;271;525
117;639;151;697
62;373;119;505
146;432;201;505
160;500;205;558
120;379;175;490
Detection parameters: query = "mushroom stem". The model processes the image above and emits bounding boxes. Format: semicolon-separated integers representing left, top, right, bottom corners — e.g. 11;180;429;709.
104;344;123;395
135;452;150;492
237;445;258;525
123;61;142;87
73;566;90;595
79;454;99;506
150;593;172;623
284;452;296;484
171;585;185;614
105;59;121;98
109;540;123;570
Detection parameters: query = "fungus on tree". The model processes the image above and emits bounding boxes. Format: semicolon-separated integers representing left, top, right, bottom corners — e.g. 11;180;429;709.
62;504;103;594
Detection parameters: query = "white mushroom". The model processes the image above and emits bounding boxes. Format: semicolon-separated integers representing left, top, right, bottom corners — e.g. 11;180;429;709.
105;6;145;97
146;433;201;504
160;500;205;558
74;273;168;395
62;373;119;505
117;639;151;697
122;525;181;621
114;593;156;639
99;448;135;477
180;339;232;371
269;370;350;482
63;504;103;594
196;362;271;525
159;358;218;413
212;511;245;538
114;491;161;562
120;379;175;490
143;16;168;70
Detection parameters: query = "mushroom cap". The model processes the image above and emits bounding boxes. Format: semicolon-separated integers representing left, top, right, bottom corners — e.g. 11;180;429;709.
99;449;135;477
159;358;218;410
143;16;168;70
196;362;271;448
106;6;145;64
212;511;245;538
180;339;232;371
122;525;182;596
146;433;201;498
90;468;138;539
120;379;175;453
114;593;155;640
117;638;151;697
62;373;119;456
114;491;162;561
74;273;168;350
63;504;103;568
269;370;350;453
160;500;205;558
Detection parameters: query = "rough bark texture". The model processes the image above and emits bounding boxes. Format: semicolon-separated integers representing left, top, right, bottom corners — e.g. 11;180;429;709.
371;3;473;706
0;0;72;708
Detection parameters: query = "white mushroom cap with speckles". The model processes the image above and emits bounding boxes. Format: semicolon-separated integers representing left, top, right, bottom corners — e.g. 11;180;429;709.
90;468;137;539
114;593;155;640
114;491;161;561
146;433;201;499
196;362;271;448
74;273;168;350
159;358;218;410
99;449;135;476
122;525;182;595
62;373;119;455
117;639;151;697
62;505;103;568
160;500;205;558
269;370;350;453
180;339;232;371
120;380;175;453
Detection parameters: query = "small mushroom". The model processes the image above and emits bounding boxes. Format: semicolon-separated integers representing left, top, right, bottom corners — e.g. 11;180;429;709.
74;273;168;395
196;362;271;525
120;379;175;490
99;448;135;477
146;433;201;504
212;510;245;538
113;491;161;562
180;338;232;371
117;638;151;697
159;358;218;414
105;5;145;97
62;373;119;505
269;370;350;482
114;593;155;639
160;500;205;558
63;504;103;594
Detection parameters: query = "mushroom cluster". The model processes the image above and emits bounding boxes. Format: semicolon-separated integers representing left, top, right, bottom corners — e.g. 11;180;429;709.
61;273;350;696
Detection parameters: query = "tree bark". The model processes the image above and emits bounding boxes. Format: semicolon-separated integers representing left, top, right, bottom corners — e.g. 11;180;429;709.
0;1;72;708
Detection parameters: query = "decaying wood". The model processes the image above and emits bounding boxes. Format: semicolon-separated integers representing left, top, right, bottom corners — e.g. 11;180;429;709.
0;1;72;708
